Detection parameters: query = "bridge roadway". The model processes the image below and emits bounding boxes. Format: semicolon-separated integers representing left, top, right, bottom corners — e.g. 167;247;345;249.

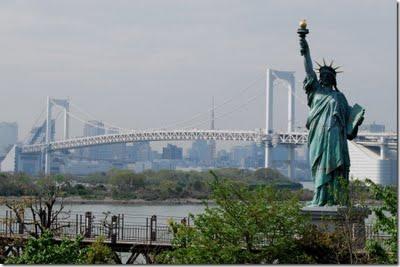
20;129;397;154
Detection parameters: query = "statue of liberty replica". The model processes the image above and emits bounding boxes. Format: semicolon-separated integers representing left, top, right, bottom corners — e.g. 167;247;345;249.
298;20;365;206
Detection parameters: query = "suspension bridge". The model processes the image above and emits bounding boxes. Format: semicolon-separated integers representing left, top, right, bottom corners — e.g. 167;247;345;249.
1;69;397;180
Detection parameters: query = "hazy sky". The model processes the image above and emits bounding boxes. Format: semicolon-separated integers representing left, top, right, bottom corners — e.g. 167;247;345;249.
0;0;396;144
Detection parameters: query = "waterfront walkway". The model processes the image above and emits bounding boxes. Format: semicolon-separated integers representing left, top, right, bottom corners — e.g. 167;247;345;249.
0;209;390;264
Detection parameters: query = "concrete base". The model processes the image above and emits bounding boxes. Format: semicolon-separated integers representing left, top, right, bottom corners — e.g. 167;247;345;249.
301;206;371;249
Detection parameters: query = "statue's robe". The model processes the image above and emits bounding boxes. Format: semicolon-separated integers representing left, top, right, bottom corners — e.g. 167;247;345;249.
304;74;361;206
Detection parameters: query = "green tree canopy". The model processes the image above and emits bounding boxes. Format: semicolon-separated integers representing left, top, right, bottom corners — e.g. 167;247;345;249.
157;171;312;264
6;231;86;264
365;179;398;264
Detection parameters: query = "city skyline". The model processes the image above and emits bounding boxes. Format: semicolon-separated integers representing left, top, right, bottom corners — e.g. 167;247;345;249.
0;0;396;141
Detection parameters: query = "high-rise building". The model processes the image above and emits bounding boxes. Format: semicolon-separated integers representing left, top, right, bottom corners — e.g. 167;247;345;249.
231;145;252;167
0;122;18;156
216;149;231;167
126;141;152;162
162;144;183;160
151;150;161;161
82;120;106;160
83;120;105;136
188;140;210;165
103;127;126;160
227;143;261;168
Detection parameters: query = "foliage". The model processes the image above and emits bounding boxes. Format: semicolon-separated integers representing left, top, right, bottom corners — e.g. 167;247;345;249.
296;224;351;263
5;232;118;264
365;178;397;264
5;231;86;264
2;175;70;237
158;174;391;264
0;168;305;201
331;177;369;264
108;169;145;191
85;236;117;264
0;172;36;196
157;171;313;264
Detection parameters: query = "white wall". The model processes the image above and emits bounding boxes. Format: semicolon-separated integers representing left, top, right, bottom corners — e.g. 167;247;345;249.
348;141;397;186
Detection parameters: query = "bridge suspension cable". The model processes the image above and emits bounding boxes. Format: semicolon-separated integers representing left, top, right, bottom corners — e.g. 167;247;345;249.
68;102;130;132
48;73;308;135
184;79;309;129
22;106;46;143
154;73;266;130
50;74;265;133
22;104;63;144
50;100;127;133
50;99;132;133
165;75;310;130
183;88;265;129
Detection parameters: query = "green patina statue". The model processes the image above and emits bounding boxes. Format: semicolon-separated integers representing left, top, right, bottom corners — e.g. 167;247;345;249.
297;20;365;206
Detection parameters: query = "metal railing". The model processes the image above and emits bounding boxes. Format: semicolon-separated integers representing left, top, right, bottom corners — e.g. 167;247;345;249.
0;210;391;246
0;211;179;245
365;224;391;241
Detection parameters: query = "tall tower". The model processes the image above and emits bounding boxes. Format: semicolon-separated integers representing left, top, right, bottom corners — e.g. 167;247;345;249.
44;97;70;175
208;97;216;166
265;69;296;180
211;96;215;130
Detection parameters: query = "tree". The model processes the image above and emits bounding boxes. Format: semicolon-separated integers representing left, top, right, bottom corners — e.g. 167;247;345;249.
329;177;369;264
5;231;119;264
157;171;313;264
1;175;70;237
109;170;145;191
365;179;397;264
5;231;86;264
0;172;36;196
85;236;117;264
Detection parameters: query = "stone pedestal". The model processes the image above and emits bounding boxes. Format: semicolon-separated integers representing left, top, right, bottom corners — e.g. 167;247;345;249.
301;206;371;249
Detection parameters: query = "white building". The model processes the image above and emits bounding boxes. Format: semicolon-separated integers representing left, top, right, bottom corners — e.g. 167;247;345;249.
348;141;397;186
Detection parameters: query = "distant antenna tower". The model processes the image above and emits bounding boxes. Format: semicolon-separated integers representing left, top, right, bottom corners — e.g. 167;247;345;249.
211;96;215;130
209;96;216;166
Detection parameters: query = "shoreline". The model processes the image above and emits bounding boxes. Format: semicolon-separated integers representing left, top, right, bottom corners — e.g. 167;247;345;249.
1;196;211;206
62;197;210;205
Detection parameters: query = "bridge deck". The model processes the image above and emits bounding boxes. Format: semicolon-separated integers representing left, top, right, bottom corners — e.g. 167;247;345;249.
21;130;397;153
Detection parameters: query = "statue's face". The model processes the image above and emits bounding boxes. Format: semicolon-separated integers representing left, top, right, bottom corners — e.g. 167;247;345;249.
319;72;336;88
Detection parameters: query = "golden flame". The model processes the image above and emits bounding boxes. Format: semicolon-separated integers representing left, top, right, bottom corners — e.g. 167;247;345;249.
299;19;307;29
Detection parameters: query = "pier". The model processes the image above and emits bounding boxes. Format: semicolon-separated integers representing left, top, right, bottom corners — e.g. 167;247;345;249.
0;209;390;264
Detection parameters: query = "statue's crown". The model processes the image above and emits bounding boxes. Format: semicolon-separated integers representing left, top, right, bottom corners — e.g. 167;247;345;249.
314;59;342;76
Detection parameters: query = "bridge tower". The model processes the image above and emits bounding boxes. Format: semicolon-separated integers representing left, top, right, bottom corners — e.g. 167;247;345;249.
265;69;296;180
44;97;70;175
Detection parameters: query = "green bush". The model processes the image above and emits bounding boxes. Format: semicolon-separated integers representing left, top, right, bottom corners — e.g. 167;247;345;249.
6;231;86;264
365;179;397;264
85;236;117;264
157;171;313;264
5;231;119;264
0;168;303;201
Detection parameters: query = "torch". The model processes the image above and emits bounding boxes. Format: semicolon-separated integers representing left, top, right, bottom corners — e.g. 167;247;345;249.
297;19;309;55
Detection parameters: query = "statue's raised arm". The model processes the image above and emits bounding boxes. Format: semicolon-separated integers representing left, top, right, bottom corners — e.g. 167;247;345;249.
300;38;317;79
297;20;317;80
